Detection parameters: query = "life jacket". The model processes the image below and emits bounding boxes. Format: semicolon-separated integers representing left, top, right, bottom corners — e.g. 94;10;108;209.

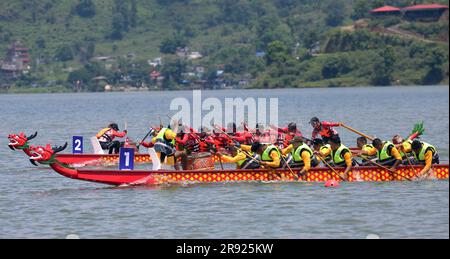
331;144;351;167
316;124;338;138
96;128;113;143
292;143;314;165
261;145;282;162
361;144;375;160
155;128;175;148
236;150;258;169
399;139;413;158
377;142;396;163
413;142;438;164
320;144;332;161
184;135;200;153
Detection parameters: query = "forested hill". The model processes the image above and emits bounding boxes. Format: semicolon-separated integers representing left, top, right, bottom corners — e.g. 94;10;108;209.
0;0;448;92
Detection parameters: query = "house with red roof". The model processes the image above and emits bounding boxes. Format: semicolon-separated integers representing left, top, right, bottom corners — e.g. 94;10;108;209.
369;3;449;21
370;5;402;17
403;3;449;21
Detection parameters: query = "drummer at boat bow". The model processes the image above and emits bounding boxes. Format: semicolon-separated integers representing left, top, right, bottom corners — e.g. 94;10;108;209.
310;117;342;144
321;136;354;178
96;123;127;154
411;140;439;176
282;136;318;175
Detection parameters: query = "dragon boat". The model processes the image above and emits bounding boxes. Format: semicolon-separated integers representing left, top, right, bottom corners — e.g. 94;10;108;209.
7;132;224;166
24;142;449;186
8;131;363;167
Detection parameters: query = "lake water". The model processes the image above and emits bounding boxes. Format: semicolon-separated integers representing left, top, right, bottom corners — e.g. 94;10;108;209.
0;86;448;238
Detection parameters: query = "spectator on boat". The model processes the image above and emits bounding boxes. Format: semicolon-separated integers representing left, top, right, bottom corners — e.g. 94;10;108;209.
218;145;260;170
362;138;403;171
282;136;318;175
243;142;282;169
312;138;332;164
321;136;354;178
310;117;341;144
96;123;127;154
411;140;439;176
355;137;376;165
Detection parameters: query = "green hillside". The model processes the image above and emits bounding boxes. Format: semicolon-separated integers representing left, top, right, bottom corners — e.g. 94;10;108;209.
0;0;448;92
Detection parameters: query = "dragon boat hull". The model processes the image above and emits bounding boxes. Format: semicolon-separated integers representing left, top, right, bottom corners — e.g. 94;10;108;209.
55;153;225;167
47;163;449;186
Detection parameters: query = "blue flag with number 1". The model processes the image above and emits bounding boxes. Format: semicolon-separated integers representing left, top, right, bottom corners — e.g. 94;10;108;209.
119;148;135;170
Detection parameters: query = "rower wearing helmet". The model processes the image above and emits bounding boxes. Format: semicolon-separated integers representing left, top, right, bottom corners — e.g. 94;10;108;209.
310;117;341;144
96;123;127;154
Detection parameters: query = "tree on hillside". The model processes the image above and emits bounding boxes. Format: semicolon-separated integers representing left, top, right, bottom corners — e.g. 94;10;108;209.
422;48;447;85
130;0;138;28
110;0;130;40
325;0;346;27
160;34;188;54
352;0;371;20
266;41;289;65
55;44;74;62
74;0;97;18
371;46;396;86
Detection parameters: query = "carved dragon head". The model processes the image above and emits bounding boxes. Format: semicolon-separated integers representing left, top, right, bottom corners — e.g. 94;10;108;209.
29;142;67;166
8;132;37;150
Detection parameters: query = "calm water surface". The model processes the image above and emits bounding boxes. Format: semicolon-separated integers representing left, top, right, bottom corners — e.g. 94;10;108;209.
0;86;448;238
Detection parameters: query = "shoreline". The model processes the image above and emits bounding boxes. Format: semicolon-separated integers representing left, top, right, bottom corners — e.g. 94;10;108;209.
1;84;449;95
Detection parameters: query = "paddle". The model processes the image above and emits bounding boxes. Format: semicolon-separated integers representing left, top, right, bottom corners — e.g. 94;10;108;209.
341;123;375;141
356;155;412;181
316;153;347;181
214;125;296;180
136;127;155;150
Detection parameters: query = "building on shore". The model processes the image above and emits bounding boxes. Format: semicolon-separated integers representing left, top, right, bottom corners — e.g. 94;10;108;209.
370;3;449;21
1;41;31;79
370;6;402;17
403;4;449;21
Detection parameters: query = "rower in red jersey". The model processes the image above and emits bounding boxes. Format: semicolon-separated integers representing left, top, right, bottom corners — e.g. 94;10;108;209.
270;122;303;148
310;117;342;144
198;127;217;152
232;123;255;145
176;126;201;154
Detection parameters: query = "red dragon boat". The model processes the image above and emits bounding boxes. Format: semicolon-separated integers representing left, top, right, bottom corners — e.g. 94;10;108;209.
8;132;362;167
25;142;449;186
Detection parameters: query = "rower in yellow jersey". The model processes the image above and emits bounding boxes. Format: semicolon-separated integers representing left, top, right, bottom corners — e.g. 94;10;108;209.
320;136;354;179
312;138;332;164
282;136;318;176
218;145;260;169
355;137;376;165
359;138;403;171
411;140;439;176
240;142;282;169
